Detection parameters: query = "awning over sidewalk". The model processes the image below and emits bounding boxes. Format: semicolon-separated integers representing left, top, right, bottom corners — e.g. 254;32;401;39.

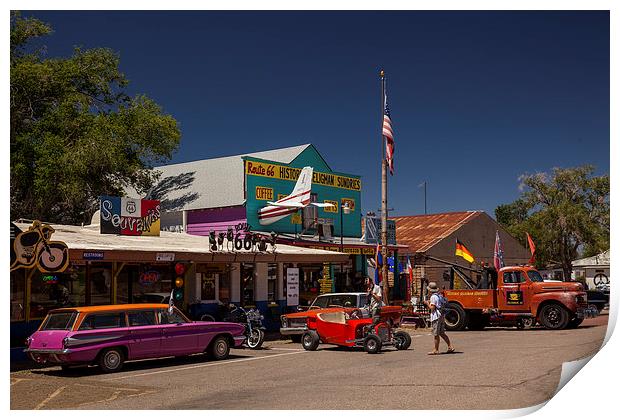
14;222;349;264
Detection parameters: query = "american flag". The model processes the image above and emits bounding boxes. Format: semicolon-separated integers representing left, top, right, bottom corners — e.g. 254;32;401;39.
494;231;505;271
383;91;395;175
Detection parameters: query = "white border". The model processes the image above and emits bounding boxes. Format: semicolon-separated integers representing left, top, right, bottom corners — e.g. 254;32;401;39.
3;2;615;419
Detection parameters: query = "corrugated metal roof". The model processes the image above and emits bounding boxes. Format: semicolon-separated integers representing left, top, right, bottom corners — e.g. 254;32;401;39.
126;144;312;212
392;211;482;253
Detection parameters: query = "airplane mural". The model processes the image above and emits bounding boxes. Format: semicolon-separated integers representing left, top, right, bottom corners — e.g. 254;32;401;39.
257;166;335;225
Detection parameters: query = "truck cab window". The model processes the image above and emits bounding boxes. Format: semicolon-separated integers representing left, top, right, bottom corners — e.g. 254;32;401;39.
503;272;526;284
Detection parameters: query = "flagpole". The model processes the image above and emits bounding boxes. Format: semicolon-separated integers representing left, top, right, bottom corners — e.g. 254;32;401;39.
380;70;389;304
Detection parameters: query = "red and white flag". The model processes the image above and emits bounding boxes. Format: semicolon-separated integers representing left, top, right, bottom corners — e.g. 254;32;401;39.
526;232;536;265
406;257;414;301
383;91;395;175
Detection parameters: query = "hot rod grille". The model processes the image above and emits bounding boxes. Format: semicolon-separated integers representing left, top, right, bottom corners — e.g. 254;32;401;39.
377;326;390;342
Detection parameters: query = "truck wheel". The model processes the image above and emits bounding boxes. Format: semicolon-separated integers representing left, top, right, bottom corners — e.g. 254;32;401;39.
364;334;382;354
444;303;467;331
539;303;570;330
394;331;412;350
567;318;584;329
467;313;489;330
301;331;320;351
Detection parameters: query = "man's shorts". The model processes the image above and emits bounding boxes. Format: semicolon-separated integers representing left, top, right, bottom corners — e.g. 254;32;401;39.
431;317;446;336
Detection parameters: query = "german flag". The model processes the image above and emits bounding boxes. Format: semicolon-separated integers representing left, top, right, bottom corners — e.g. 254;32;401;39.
455;239;475;263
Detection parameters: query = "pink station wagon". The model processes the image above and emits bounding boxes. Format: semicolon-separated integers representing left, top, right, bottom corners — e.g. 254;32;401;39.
25;304;246;373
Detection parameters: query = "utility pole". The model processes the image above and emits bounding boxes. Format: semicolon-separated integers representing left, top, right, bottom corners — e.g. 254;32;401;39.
380;70;389;305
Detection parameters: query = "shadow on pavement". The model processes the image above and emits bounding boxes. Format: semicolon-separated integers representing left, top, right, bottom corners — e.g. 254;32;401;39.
28;353;252;378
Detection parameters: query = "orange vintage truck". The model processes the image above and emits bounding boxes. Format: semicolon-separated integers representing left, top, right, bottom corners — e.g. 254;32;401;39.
441;265;598;331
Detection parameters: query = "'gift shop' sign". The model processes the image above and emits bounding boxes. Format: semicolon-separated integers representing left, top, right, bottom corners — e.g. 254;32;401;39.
100;196;161;236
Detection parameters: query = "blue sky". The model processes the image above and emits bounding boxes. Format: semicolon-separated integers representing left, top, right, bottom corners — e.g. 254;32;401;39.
23;10;610;218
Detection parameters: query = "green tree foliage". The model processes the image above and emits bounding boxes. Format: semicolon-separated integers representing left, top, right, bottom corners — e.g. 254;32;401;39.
495;165;609;281
10;12;181;224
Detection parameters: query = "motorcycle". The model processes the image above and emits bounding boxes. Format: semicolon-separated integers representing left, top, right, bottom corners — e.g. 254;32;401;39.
223;304;266;350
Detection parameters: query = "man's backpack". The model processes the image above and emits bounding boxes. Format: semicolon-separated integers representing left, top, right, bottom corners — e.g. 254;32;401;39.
432;292;448;315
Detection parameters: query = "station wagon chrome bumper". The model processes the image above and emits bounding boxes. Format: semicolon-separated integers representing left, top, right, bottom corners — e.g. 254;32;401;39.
24;348;72;354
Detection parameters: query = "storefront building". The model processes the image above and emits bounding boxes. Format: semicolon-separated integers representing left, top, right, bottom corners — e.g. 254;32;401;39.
10;221;348;347
138;144;401;305
393;211;530;299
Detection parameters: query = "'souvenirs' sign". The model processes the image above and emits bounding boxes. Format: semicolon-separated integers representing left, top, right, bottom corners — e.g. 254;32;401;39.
100;196;161;236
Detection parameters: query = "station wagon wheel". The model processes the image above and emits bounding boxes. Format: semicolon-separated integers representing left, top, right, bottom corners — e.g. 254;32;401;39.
98;348;125;373
209;336;230;360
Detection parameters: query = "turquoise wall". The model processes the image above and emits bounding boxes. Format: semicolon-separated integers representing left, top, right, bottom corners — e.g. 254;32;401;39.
244;146;362;237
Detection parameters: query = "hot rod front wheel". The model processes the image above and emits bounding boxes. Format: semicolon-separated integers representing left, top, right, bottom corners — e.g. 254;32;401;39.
301;331;320;351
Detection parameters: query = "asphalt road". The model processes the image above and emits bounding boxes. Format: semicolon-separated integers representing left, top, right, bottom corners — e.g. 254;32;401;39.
10;314;608;410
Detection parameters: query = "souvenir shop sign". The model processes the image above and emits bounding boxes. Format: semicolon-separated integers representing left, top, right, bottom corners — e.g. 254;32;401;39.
100;196;161;236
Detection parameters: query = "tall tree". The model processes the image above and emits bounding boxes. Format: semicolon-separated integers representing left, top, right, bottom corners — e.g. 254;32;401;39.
10;12;181;224
495;165;609;282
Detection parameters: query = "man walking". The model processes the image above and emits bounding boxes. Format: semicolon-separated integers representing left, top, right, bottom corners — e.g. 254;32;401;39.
424;282;455;355
366;277;383;330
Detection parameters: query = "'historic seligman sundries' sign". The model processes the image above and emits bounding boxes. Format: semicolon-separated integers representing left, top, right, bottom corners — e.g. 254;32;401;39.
100;196;161;236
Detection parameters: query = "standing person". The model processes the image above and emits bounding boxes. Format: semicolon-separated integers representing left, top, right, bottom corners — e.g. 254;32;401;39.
424;282;455;355
366;277;383;330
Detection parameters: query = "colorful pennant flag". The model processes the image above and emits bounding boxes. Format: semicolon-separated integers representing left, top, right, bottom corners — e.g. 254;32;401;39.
494;231;505;271
406;257;414;301
455;239;475;263
526;232;536;265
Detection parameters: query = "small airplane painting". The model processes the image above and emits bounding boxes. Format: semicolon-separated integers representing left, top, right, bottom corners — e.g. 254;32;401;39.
257;166;335;225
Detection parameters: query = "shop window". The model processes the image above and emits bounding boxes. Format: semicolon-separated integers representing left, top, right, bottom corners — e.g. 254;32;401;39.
200;273;217;301
29;267;86;319
132;264;173;303
219;267;231;303
89;264;113;306
10;270;25;321
241;263;255;306
267;263;277;303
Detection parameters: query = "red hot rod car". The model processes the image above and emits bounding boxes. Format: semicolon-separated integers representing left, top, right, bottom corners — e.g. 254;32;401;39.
300;309;412;354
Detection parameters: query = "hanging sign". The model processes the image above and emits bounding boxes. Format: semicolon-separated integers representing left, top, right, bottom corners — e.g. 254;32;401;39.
156;253;175;262
10;220;70;273
286;268;300;306
83;251;105;260
100;195;161;236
